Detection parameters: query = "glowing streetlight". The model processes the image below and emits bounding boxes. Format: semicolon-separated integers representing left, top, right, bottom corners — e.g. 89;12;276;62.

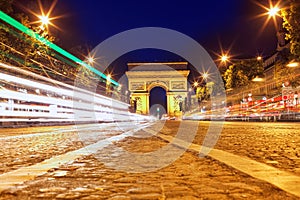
287;61;299;68
38;15;50;26
193;82;198;87
257;56;262;61
221;55;229;63
106;74;112;95
107;74;111;82
254;1;282;32
202;72;209;80
87;56;94;64
268;6;280;17
252;76;265;82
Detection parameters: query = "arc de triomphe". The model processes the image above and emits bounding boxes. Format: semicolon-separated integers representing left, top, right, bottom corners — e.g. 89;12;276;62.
126;62;190;117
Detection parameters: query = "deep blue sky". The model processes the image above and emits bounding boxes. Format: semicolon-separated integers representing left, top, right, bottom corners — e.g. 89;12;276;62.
55;0;278;58
15;0;279;80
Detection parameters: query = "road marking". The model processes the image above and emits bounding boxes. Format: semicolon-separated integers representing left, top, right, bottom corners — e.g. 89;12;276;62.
156;134;300;198
0;123;151;192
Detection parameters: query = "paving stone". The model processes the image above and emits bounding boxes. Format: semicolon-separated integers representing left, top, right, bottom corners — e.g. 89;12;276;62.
266;160;279;164
70;187;95;193
107;195;131;200
31;192;57;198
222;182;263;193
114;177;138;183
129;193;162;200
167;195;201;200
229;193;253;199
1;122;300;199
39;187;67;193
126;187;161;194
81;194;108;200
55;192;82;199
53;170;68;177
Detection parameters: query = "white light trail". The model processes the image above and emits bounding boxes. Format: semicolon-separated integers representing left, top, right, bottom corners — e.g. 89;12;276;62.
0;62;150;124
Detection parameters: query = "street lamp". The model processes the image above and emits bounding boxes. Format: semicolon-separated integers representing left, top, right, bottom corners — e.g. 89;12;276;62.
202;72;209;80
37;14;51;32
268;6;280;17
255;1;282;32
252;75;267;104
187;87;193;111
125;90;129;103
106;74;111;95
252;76;265;82
218;53;230;70
252;75;274;119
286;61;299;68
221;55;229;63
257;56;262;61
38;15;50;26
87;56;94;64
107;74;111;82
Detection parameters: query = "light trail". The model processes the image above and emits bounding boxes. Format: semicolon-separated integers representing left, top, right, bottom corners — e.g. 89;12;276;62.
0;62;127;109
0;62;150;124
0;11;119;86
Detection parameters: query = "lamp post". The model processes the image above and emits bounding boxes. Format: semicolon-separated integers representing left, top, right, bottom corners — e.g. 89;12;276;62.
106;74;111;95
252;75;267;114
294;92;298;111
37;15;51;37
193;82;201;110
117;84;122;100
187;87;192;111
125;90;129;103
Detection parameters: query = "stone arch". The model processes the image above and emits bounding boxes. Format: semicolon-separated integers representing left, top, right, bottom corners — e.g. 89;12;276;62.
147;81;168;92
126;62;189;116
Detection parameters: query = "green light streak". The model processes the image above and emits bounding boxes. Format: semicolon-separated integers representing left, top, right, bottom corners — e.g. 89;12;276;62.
0;11;119;86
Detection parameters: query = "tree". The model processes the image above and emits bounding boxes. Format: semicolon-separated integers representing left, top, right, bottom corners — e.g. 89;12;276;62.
275;48;300;88
222;59;264;89
196;85;208;101
281;0;300;58
0;0;13;14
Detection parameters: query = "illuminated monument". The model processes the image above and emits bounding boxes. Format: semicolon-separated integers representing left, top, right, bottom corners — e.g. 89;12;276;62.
126;62;190;117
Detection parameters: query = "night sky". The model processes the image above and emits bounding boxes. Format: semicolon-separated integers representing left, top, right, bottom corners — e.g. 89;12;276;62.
14;0;279;80
54;0;278;56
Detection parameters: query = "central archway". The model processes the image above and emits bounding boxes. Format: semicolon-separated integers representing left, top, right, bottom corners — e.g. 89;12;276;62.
126;62;190;117
149;87;167;117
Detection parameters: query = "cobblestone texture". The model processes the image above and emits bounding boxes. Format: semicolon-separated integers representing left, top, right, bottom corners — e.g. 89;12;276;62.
0;121;299;199
0;124;125;174
192;121;300;176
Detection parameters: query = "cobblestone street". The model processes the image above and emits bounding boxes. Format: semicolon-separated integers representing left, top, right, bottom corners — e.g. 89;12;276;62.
0;121;300;199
